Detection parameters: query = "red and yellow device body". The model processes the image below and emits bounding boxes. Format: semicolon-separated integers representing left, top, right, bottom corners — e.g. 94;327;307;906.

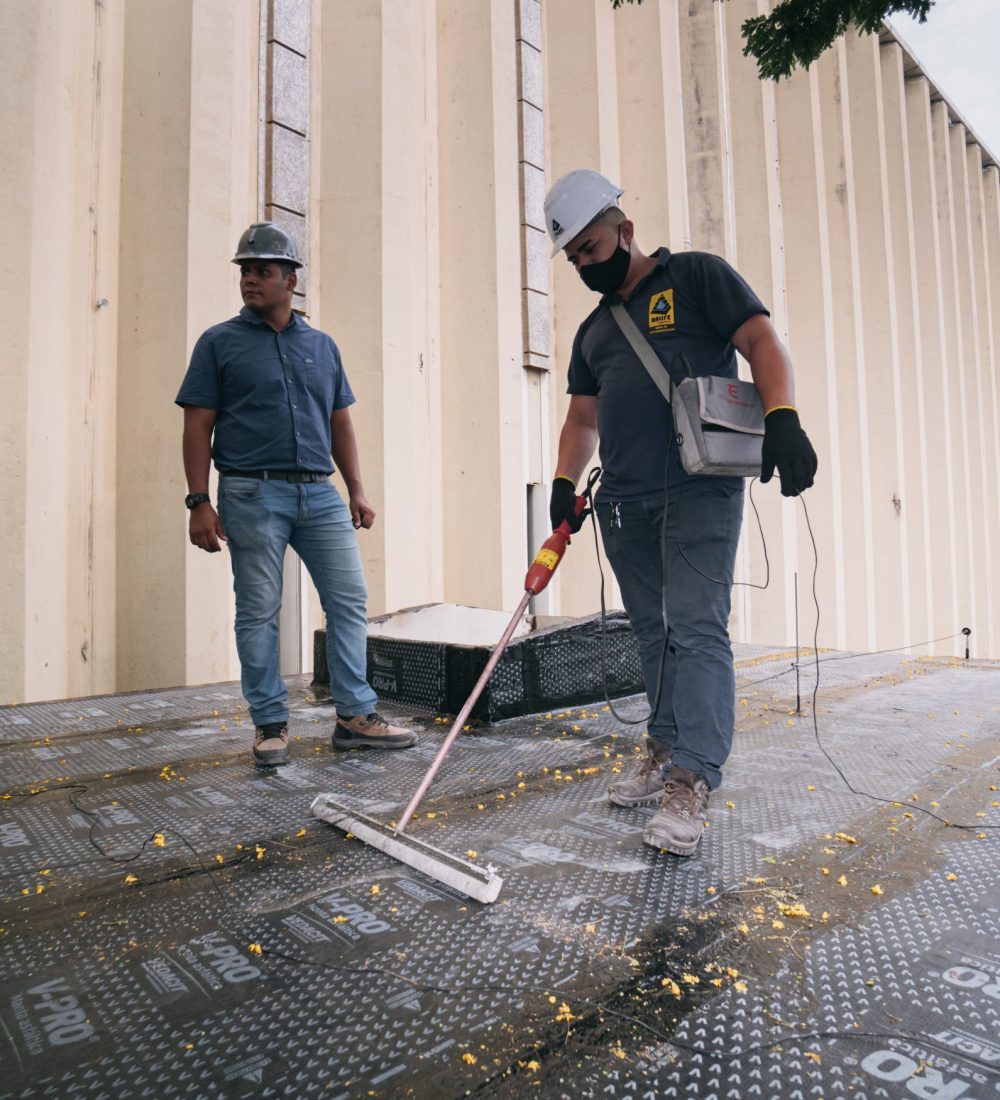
523;495;588;596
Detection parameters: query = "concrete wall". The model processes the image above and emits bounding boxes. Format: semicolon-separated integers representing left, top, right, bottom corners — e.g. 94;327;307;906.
2;0;998;704
2;0;124;702
116;1;258;694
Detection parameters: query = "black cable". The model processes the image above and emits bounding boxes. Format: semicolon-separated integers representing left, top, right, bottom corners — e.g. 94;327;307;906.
255;947;1000;1074
10;782;240;907
588;468;658;728
793;497;998;833
17;778;997;1075
10;704;996;1075
675;475;770;590
588;462;998;832
591;467;771;730
734;630;966;691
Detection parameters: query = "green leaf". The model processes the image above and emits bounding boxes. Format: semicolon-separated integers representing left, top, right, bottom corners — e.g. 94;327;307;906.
609;0;937;81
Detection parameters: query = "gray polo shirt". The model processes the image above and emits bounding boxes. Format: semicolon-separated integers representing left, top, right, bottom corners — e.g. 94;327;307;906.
568;248;768;500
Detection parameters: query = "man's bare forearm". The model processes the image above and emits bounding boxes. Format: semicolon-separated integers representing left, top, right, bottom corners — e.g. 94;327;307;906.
182;409;216;494
330;408;364;491
555;422;599;485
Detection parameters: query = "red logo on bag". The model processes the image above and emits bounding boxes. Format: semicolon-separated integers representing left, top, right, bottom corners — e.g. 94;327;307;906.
728;384;739;400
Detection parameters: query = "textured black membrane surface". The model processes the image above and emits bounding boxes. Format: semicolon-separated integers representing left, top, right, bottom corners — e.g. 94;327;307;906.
1;645;998;1098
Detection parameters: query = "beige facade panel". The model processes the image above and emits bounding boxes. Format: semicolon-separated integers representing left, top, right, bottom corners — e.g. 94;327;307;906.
3;3;1000;706
845;33;911;646
983;168;1000;644
773;63;846;648
316;0;447;618
905;81;960;645
3;1;124;703
934;108;980;649
117;1;258;693
879;44;933;648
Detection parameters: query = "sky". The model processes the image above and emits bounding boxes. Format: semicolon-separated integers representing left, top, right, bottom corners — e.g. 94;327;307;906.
889;0;1000;159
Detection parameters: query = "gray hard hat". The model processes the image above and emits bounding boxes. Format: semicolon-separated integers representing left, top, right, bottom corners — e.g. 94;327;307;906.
231;222;303;268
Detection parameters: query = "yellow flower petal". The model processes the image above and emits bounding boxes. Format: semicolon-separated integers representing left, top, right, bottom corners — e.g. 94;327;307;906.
777;902;810;918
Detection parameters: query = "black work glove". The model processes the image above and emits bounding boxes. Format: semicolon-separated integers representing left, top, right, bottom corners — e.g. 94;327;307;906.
549;477;588;533
760;408;817;496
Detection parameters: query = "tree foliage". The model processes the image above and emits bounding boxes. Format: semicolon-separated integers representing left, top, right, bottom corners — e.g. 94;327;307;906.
610;0;936;80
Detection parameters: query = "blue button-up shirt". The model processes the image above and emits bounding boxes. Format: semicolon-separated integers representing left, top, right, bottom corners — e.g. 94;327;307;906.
175;307;356;473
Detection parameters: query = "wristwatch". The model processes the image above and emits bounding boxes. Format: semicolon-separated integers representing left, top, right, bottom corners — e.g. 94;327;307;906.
185;493;211;509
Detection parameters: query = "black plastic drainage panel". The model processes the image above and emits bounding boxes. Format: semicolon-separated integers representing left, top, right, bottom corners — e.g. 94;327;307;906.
312;610;644;721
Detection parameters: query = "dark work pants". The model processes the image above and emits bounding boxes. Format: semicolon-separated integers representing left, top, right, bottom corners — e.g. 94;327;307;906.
596;478;744;789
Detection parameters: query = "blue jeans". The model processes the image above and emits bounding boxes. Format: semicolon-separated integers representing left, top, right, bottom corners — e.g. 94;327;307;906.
596;479;744;789
218;477;377;727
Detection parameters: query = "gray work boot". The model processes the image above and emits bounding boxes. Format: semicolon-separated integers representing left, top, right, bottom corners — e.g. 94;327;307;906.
333;712;416;750
643;765;711;856
607;737;671;808
253;723;290;767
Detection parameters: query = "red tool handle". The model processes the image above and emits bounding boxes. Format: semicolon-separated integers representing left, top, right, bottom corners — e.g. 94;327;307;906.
394;494;588;833
523;494;588;595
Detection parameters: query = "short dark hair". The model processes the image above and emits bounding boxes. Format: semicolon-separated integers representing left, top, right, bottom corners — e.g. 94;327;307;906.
583;205;627;233
596;206;627;227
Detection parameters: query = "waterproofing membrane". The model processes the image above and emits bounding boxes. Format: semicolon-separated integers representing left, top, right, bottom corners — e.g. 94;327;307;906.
1;646;998;1098
314;610;644;720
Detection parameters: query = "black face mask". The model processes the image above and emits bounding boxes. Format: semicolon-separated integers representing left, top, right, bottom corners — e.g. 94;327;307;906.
579;230;631;295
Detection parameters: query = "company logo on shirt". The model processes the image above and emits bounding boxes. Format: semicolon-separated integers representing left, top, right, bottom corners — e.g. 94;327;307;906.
648;289;675;333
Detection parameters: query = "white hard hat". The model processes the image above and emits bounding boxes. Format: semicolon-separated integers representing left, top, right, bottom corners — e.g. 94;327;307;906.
544;169;624;257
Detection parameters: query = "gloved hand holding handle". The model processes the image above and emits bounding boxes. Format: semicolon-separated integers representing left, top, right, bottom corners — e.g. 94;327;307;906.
760;407;817;497
549;476;589;533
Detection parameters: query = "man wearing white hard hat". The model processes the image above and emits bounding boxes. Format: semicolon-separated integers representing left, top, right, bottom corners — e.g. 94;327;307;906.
545;170;816;857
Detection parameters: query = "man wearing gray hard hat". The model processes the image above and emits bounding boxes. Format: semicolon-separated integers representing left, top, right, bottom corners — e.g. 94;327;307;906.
545;171;816;857
176;222;415;767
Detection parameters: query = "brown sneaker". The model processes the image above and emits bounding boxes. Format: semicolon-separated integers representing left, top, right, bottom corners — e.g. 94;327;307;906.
253;723;289;767
643;765;710;856
607;736;672;808
333;712;416;750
